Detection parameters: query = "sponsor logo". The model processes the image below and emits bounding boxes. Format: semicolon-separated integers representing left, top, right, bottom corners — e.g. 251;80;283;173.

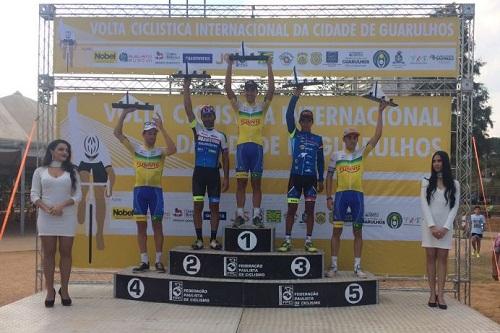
119;52;128;62
342;51;369;67
279;52;294;66
224;257;238;277
386;212;403;229
203;211;227;221
185;209;194;218
394;51;404;64
410;55;428;64
155;51;180;64
265;209;282;223
363;211;385;226
326;51;339;64
338;165;361;173
135;161;160;169
240;118;261;126
173;208;183;217
112;207;134;219
373;50;390;68
430;54;454;62
94;51;116;63
83;135;100;160
310;52;322;65
349;51;364;57
216;53;231;64
297;52;308;65
279;285;294;306
169;281;183;301
315;212;326;225
182;53;212;64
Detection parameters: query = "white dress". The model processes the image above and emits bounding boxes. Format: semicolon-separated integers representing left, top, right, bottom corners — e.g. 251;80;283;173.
420;178;460;249
30;167;82;237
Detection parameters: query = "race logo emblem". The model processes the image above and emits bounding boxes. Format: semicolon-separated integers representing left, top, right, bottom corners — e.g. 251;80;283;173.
279;52;294;66
373;50;390;68
278;285;294;306
224;257;238;277
83;135;100;160
310;52;322;65
169;281;183;301
296;52;308;65
386;212;403;229
315;212;326;225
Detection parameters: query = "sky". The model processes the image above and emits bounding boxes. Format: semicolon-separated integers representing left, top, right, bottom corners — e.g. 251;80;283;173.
1;0;499;137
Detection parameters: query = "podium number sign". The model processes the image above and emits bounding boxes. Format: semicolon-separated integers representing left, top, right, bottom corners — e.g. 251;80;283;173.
237;231;257;251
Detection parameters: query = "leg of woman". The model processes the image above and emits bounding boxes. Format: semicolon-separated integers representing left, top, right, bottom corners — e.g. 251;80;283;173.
58;236;74;299
41;236;57;301
425;247;437;303
436;248;449;306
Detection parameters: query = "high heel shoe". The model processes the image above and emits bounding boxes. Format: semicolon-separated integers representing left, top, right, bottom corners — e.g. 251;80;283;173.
45;288;55;308
427;295;437;308
58;288;72;306
437;296;447;310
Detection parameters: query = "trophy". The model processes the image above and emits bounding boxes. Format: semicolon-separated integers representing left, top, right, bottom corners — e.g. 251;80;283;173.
229;41;269;62
111;91;154;110
171;61;211;79
282;66;323;88
362;81;398;107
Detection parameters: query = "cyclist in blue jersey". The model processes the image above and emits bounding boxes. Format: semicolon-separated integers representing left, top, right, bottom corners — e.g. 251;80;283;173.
183;78;229;250
278;86;324;253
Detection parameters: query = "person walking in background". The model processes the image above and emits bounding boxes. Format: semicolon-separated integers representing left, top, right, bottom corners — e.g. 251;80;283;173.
469;205;486;258
420;151;460;310
31;139;82;307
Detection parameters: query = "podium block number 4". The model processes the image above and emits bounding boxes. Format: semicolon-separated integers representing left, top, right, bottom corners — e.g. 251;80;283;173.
237;231;257;251
127;278;145;299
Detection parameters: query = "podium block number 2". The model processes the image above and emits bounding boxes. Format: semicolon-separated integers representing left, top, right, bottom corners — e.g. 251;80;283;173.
237;231;257;251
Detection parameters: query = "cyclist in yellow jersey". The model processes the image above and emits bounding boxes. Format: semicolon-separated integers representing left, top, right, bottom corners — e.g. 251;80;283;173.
325;99;389;278
225;56;274;227
114;108;176;273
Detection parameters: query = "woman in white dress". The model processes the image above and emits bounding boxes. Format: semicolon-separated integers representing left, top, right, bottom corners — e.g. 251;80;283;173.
31;139;81;307
420;151;459;310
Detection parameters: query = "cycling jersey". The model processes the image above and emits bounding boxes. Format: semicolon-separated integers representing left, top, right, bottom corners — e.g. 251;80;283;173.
234;98;269;145
190;120;228;169
286;95;325;181
122;139;165;188
328;144;373;193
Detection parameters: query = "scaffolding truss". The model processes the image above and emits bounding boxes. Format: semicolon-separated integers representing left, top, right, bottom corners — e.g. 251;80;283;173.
37;3;475;304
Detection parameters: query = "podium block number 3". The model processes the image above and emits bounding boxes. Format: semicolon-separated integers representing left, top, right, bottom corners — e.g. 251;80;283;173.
237;231;257;251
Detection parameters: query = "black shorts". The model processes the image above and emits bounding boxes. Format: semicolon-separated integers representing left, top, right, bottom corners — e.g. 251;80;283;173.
471;233;483;239
78;161;108;183
286;174;317;204
192;167;221;204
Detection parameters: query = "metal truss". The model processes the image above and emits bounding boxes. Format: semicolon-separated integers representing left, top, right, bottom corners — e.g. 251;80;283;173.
38;3;475;305
46;3;465;18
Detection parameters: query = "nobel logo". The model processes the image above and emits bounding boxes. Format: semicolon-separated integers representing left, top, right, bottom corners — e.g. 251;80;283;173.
113;207;134;219
94;51;116;63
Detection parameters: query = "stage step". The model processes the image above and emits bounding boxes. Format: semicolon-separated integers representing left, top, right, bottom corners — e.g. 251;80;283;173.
224;225;275;252
114;268;378;308
169;246;323;279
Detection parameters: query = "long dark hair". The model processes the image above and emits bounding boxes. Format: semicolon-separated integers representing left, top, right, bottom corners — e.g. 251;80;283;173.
42;139;77;191
426;151;456;209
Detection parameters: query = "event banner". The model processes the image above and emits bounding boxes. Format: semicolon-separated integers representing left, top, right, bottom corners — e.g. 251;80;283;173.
57;93;451;248
54;17;459;77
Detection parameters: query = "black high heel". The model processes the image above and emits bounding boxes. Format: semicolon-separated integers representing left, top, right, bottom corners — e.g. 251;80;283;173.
58;288;72;306
427;295;437;308
437;296;447;310
45;288;55;308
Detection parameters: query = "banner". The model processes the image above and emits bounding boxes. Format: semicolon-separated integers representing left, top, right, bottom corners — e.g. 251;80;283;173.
54;17;459;77
57;93;451;273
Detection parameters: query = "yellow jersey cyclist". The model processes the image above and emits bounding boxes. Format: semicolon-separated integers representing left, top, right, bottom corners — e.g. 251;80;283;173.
114;109;176;273
325;99;389;278
225;56;274;228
